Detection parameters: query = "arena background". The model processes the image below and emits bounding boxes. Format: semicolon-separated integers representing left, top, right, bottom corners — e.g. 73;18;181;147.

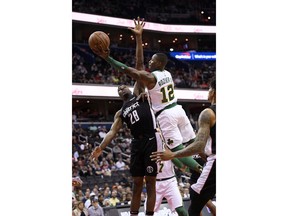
2;1;287;216
72;1;215;215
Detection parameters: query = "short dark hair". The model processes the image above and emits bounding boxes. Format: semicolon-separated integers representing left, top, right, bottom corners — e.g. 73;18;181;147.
155;53;168;65
209;76;216;90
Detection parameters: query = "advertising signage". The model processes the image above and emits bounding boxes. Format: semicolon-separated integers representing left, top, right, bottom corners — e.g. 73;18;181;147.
170;52;216;61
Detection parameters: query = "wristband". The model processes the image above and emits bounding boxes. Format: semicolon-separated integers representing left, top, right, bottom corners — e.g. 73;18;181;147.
107;56;129;71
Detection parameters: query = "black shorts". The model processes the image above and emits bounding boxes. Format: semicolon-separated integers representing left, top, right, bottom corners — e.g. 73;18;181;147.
188;158;216;216
130;135;157;177
189;156;206;184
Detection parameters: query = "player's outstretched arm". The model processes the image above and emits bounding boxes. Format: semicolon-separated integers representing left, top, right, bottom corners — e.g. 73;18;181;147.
106;57;155;89
89;110;123;161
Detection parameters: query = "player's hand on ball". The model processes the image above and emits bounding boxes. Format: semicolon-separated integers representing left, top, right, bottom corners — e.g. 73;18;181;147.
92;48;110;60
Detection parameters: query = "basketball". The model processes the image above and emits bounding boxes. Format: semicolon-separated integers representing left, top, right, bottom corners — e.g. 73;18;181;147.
88;31;110;54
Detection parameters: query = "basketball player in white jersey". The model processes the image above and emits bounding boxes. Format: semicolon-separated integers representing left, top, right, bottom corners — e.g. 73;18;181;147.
93;22;202;174
150;130;189;216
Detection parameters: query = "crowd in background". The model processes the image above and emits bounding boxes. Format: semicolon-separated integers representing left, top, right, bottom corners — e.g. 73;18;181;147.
72;1;215;214
72;0;215;25
73;45;216;89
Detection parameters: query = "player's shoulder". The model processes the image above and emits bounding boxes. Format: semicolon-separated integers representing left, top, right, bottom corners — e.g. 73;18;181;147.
199;108;215;122
115;109;122;119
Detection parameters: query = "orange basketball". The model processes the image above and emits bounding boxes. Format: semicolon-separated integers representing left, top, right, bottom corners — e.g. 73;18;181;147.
88;31;110;54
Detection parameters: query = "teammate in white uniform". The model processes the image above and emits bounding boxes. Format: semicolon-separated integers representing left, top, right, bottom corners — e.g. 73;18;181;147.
152;131;188;216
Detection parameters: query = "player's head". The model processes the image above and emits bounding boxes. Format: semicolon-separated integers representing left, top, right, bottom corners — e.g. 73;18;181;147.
148;53;168;71
208;76;216;103
118;85;132;100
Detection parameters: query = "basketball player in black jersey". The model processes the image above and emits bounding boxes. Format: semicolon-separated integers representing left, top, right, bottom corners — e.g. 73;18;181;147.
189;155;216;216
90;18;157;216
151;76;216;216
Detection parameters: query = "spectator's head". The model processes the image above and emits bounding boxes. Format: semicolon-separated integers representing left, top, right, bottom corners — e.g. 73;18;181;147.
149;53;168;71
98;194;104;203
92;197;99;208
84;191;90;199
126;192;132;201
76;201;85;211
103;198;111;207
111;191;117;198
90;192;96;200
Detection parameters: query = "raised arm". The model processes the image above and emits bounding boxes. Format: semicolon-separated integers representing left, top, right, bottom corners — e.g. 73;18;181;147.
151;108;215;161
130;17;145;71
130;17;146;96
89;110;123;160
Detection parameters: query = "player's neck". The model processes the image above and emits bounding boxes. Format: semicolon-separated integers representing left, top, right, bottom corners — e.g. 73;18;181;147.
123;94;133;102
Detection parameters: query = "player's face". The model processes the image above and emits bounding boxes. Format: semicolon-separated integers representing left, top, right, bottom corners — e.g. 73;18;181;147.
208;87;215;102
118;85;131;99
148;54;158;71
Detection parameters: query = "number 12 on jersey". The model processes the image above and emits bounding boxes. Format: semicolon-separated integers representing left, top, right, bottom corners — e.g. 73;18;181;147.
160;84;175;103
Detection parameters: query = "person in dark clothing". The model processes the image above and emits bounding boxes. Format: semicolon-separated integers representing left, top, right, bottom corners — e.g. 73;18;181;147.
189;155;216;216
151;76;216;216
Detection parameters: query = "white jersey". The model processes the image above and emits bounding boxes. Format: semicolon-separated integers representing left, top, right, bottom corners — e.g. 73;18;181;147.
149;70;178;113
144;131;184;213
156;160;175;180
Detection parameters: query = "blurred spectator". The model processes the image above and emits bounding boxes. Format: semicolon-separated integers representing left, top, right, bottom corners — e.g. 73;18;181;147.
103;199;111;207
115;156;126;170
84;192;96;209
73;201;88;216
109;191;120;206
119;173;130;187
98;194;105;207
82;191;90;204
88;197;104;216
98;126;107;138
73;146;79;162
101;160;112;176
112;144;122;159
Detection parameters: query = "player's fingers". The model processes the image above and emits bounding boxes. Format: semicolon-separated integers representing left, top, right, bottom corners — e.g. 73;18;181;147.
150;156;159;161
133;18;137;25
156;158;162;163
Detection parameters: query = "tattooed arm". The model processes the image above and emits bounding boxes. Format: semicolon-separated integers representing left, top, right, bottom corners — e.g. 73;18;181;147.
151;108;215;161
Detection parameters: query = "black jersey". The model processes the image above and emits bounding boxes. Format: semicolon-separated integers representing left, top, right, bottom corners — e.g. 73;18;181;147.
120;95;156;139
210;104;216;154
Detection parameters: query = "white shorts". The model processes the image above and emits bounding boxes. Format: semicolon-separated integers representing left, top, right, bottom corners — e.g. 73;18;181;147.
154;177;183;212
157;105;196;149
